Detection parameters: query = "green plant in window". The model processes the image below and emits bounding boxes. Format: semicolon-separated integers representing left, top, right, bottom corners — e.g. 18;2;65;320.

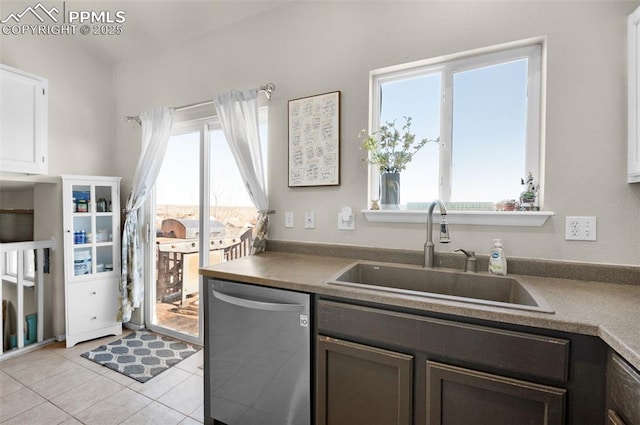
359;116;438;173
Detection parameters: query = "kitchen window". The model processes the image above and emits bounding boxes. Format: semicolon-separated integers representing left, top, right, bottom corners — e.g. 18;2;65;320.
366;38;549;225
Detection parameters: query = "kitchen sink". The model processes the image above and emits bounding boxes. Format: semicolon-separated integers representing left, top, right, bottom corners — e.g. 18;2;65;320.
327;261;554;314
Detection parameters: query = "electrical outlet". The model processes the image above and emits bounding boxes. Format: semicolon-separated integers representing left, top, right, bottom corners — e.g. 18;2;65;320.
284;212;294;228
304;211;315;229
565;216;597;241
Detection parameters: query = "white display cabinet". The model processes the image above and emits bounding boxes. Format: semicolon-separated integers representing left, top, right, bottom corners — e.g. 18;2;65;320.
61;175;122;347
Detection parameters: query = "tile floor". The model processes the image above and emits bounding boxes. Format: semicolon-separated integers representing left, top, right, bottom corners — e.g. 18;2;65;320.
0;331;204;425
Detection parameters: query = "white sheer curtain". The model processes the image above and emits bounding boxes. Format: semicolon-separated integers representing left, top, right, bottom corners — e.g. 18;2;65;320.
118;107;175;323
213;90;270;254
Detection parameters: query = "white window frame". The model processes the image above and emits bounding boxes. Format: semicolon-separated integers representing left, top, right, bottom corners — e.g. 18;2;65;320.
365;37;552;226
3;250;35;282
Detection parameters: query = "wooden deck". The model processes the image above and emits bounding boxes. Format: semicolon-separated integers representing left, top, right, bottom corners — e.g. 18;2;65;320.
154;293;199;337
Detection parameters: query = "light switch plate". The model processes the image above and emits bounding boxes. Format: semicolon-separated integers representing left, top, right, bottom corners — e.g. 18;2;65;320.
565;216;597;241
284;212;294;228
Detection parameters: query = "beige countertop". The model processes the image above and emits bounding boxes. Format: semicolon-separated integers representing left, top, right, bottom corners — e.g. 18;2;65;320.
200;251;640;371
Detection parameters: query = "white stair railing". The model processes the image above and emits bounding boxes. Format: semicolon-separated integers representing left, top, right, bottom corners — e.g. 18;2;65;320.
0;238;55;355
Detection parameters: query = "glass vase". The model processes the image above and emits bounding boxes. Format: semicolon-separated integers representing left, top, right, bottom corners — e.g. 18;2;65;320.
380;172;400;209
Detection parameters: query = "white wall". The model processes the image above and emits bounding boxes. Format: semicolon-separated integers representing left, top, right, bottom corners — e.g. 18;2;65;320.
33;182;64;339
0;0;636;337
1;34;116;339
109;1;636;266
0;35;115;177
0;190;33;209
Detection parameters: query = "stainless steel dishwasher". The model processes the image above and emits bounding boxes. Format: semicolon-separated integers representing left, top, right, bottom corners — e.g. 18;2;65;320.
204;279;311;425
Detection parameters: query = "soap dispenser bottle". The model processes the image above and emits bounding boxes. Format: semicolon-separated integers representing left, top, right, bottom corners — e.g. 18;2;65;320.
488;239;507;276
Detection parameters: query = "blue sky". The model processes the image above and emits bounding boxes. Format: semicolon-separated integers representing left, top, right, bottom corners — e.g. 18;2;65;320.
155;129;260;208
380;59;528;205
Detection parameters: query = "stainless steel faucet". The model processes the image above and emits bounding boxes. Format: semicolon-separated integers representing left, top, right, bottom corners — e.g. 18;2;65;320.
424;199;450;268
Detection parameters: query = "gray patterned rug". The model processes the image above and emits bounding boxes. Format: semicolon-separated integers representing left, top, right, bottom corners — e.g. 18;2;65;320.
81;330;200;383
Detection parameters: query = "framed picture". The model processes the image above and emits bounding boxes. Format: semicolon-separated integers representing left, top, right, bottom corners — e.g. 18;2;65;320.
288;91;340;187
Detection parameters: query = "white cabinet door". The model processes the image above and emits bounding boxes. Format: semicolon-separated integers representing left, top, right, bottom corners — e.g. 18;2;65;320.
0;64;48;175
61;176;121;283
629;6;640;183
66;279;119;335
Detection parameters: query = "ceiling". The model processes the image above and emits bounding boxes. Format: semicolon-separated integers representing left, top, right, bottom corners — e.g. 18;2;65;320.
0;1;290;191
70;0;291;64
1;0;290;65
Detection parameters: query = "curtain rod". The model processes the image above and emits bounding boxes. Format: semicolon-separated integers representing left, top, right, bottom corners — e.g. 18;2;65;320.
125;82;275;125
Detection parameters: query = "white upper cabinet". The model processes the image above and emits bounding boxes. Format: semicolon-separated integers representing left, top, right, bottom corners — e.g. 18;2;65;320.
629;6;640;183
0;64;48;175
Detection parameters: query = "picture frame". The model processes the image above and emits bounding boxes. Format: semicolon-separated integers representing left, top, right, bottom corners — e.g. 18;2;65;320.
288;91;340;187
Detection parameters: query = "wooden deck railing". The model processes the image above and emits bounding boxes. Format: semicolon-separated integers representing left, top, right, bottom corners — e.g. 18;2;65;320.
156;228;253;304
223;228;253;261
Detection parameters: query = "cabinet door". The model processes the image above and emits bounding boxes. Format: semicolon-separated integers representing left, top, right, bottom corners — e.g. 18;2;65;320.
66;279;119;335
0;64;47;174
316;336;413;425
608;410;628;425
629;5;640;182
427;361;566;425
62;178;120;283
607;353;640;425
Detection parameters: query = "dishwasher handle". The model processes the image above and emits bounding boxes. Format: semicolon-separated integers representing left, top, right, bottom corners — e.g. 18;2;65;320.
212;289;306;312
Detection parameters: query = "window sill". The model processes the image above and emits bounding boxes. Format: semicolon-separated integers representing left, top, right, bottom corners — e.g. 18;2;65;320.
361;210;554;226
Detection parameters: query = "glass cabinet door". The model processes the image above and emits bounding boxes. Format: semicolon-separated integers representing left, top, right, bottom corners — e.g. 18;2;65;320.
64;178;119;281
94;184;116;275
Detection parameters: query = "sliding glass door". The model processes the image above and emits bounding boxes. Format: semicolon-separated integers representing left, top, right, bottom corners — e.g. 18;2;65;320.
145;112;266;345
147;129;202;343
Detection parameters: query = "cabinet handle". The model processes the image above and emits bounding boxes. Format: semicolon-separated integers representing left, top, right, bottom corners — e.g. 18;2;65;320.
212;289;306;312
91;291;97;295
90;316;97;320
608;410;626;425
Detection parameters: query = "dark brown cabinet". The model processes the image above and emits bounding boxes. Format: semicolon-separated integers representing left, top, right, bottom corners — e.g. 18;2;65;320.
426;361;565;425
607;352;640;425
316;336;413;425
317;298;607;425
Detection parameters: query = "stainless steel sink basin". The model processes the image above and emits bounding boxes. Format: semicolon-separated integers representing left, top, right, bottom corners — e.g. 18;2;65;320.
327;262;554;313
